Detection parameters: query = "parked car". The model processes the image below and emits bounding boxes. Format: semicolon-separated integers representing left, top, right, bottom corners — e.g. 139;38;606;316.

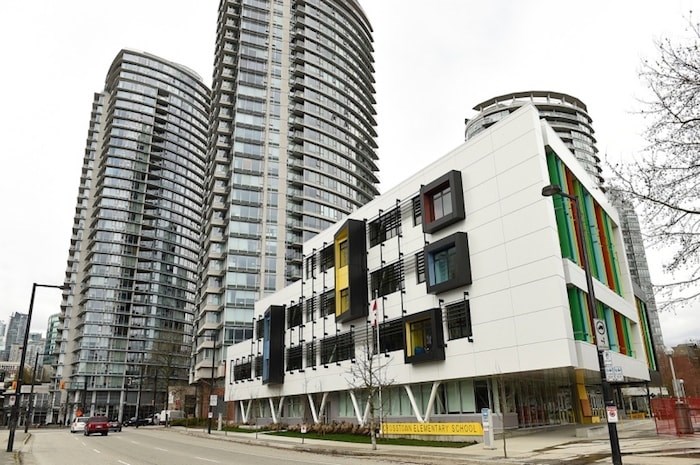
70;417;89;433
84;416;109;436
108;419;122;432
124;417;149;427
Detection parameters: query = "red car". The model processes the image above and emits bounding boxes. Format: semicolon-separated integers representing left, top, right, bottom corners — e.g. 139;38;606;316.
84;416;109;436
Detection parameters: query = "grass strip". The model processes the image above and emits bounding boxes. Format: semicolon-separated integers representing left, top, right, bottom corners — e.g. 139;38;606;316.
267;431;473;448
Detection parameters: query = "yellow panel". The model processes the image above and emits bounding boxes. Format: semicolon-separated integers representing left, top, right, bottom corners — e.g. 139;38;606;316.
334;227;349;317
383;422;483;436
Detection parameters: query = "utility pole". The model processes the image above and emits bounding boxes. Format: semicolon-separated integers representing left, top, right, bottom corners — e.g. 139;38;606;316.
24;351;40;433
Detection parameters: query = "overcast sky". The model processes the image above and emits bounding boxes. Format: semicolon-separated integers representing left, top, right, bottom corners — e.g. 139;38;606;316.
0;1;696;347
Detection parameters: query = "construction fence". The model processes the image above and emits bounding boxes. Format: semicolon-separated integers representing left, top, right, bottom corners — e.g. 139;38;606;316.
650;397;700;435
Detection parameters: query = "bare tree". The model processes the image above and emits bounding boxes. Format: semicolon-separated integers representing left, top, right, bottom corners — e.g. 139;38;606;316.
149;331;190;411
346;326;394;450
609;15;700;310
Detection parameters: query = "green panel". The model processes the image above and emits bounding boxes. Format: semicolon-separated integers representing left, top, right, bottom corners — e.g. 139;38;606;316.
567;288;586;341
603;305;619;352
547;151;576;261
622;317;633;357
637;299;657;370
567;287;594;342
602;214;622;295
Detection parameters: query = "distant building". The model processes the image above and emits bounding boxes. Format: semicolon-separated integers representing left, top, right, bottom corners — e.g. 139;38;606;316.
668;343;700;398
3;313;27;361
44;314;60;367
0;321;6;355
225;106;653;430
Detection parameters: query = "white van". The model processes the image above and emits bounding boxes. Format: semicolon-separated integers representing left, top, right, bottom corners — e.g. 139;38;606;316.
159;410;185;424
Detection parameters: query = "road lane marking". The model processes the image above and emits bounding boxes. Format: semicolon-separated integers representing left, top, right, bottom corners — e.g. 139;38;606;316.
155;447;168;451
194;457;220;463
130;441;140;444
93;449;101;454
118;461;131;465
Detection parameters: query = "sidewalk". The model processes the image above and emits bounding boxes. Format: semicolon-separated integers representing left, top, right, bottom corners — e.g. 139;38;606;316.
179;420;700;465
0;429;28;465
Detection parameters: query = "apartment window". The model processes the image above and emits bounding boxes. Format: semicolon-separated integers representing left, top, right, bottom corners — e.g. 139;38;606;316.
412;196;422;226
321;290;335;316
445;300;472;341
379;318;404;353
305;254;316;279
253;355;262;378
338;240;349;267
287;303;302;328
306;341;317;368
286;346;302;371
370;260;404;298
304;296;316;322
339;288;349;314
430;246;456;286
320;331;354;365
415;251;425;284
368;208;401;247
424;232;472;294
403;308;445;364
320;244;334;271
233;359;252;381
420;171;465;234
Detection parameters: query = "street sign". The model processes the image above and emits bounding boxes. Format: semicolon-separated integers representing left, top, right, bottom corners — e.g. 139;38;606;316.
613;366;624;382
210;394;218;406
602;350;613;367
605;366;614;381
593;319;609;350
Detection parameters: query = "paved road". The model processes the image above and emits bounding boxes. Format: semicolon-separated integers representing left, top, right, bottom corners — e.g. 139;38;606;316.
22;428;401;465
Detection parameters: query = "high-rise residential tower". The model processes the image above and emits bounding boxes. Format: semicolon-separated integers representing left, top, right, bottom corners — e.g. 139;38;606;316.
193;0;378;385
465;91;604;186
55;50;209;422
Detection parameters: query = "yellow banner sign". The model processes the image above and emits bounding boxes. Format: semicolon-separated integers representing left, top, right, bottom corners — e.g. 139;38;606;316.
383;422;483;436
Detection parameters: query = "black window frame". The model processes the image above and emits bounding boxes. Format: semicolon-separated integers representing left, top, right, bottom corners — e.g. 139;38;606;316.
424;232;472;294
320;244;334;271
286;345;303;372
370;260;404;298
233;359;252;382
287;303;302;328
368;207;402;248
420;170;465;234
403;308;446;364
445;300;472;341
320;331;354;365
412;195;422;226
379;318;405;353
415;251;425;284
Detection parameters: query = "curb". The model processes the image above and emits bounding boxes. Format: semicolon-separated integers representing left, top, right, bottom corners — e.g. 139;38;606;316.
178;429;546;465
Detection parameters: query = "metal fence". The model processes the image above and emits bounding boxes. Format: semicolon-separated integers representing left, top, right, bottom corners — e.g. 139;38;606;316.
650;397;700;435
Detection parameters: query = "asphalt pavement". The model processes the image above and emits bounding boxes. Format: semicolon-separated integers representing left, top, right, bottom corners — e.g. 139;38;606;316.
5;420;700;465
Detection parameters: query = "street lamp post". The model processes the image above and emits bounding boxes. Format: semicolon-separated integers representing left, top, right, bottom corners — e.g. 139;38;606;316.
542;184;623;465
7;282;65;452
665;348;685;401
